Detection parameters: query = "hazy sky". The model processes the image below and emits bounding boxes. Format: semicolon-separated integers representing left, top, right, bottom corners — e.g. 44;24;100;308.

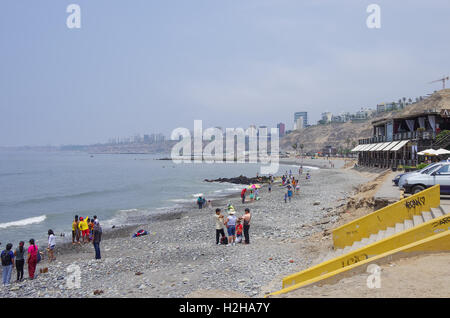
1;0;450;146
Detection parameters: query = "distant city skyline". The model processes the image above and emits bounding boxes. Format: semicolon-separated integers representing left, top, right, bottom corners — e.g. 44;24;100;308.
1;1;450;146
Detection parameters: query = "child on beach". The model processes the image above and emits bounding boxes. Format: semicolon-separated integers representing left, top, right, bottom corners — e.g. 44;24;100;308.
249;190;254;201
235;220;243;243
284;192;288;203
47;229;56;262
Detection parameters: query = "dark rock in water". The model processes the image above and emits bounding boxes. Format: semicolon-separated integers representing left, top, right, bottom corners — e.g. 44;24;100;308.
204;175;271;185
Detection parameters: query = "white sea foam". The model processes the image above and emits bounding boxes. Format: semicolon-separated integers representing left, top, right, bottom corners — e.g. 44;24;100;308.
169;198;195;203
0;215;47;229
286;164;320;170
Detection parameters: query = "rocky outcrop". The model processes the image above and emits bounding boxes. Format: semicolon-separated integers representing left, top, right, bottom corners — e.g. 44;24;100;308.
204;175;271;184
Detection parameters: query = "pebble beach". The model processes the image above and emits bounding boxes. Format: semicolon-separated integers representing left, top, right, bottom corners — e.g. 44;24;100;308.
1;161;371;298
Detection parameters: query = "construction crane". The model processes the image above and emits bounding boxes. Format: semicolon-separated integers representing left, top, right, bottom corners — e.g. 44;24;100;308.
429;76;450;89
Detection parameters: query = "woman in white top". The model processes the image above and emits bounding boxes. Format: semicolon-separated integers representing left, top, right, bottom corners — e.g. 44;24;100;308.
224;211;237;246
47;229;56;262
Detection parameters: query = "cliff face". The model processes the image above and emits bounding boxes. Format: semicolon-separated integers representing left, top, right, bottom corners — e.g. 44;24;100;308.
280;121;372;153
280;89;450;153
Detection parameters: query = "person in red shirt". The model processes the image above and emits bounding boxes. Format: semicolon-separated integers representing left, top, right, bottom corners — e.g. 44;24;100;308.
240;188;247;204
235;220;243;243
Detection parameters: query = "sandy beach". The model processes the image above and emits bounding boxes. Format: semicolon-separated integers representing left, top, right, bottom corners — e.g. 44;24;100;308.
1;160;372;298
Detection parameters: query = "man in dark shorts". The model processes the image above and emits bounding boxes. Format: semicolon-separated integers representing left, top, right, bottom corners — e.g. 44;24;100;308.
242;208;251;244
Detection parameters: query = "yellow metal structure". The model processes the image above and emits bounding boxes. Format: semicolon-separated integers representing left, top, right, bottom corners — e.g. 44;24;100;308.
267;230;450;297
332;185;440;249
265;185;449;297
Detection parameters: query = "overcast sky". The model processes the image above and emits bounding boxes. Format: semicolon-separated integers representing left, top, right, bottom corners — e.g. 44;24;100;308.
1;0;449;146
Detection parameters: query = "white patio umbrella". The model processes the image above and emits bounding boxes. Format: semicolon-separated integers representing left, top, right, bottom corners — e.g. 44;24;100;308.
417;149;439;156
435;148;450;155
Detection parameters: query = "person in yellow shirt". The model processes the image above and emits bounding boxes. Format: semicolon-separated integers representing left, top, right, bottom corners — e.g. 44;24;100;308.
78;216;89;244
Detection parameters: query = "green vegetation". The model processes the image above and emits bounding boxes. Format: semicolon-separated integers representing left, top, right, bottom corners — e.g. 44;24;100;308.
436;130;450;142
398;163;428;171
417;163;429;170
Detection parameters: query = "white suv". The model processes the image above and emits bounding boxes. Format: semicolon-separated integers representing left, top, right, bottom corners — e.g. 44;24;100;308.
403;163;450;194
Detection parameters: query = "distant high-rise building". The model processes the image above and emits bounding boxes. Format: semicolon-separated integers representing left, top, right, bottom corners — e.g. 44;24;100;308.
294;112;308;129
277;123;286;136
295;117;304;130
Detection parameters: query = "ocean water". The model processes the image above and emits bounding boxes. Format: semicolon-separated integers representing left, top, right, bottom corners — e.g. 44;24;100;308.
0;151;314;246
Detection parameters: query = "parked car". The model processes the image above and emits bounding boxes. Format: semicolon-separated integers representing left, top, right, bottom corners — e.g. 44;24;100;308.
402;163;450;194
398;162;447;189
392;173;405;186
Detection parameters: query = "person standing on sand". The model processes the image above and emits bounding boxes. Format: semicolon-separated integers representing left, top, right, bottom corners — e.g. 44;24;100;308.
14;241;25;282
78;216;90;244
235;220;243;243
241;208;251;244
92;220;102;259
89;219;95;241
197;196;203;209
27;239;39;280
1;243;14;286
215;208;226;245
224;210;237;246
241;188;246;204
249;190;254;201
47;229;56;262
72;215;81;245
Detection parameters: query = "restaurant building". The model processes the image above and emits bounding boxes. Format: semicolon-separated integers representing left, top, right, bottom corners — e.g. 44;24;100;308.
351;89;450;168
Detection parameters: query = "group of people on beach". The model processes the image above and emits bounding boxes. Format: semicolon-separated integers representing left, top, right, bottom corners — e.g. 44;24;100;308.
240;187;261;203
197;196;212;209
1;233;54;286
282;171;306;203
0;214;103;286
72;215;103;260
215;205;251;246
